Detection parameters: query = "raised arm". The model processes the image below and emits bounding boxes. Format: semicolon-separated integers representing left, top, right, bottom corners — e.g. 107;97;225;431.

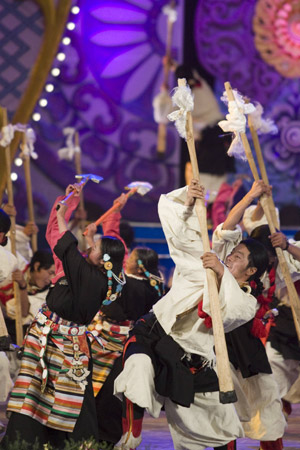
222;180;271;231
270;231;300;262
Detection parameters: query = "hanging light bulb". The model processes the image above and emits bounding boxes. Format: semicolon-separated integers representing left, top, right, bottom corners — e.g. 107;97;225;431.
62;37;71;46
66;22;75;30
32;113;41;122
57;52;66;62
71;6;80;14
51;68;60;77
45;84;54;92
11;172;18;181
39;98;48;107
14;157;23;167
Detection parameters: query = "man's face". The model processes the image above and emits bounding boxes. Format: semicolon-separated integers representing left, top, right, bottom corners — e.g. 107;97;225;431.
33;264;55;289
225;243;256;283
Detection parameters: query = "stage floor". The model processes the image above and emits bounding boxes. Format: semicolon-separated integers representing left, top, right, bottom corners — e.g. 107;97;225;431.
137;405;300;449
1;405;299;448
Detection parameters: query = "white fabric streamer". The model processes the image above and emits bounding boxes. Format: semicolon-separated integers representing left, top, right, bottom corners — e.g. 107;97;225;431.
21;128;38;160
249;103;278;135
167;84;194;140
58;127;81;161
219;90;255;160
162;4;177;23
0;123;26;147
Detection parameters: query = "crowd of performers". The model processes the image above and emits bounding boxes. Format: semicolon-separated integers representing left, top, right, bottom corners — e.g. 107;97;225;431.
0;174;299;450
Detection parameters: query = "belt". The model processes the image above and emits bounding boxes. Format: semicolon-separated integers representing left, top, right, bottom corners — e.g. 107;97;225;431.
36;311;86;336
101;319;132;335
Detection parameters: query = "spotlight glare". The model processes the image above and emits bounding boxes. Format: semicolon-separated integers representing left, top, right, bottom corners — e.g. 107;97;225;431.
32;113;41;122
71;6;80;14
51;68;60;77
67;22;75;30
57;52;66;62
62;37;71;46
11;172;18;182
45;84;54;92
39;98;48;107
14;157;23;167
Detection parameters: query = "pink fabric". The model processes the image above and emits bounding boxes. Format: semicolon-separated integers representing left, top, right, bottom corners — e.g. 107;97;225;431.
102;212;128;267
211;183;233;230
211;179;243;230
46;194;80;283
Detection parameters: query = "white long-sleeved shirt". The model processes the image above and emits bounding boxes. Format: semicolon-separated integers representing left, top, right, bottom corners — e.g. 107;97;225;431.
153;186;257;361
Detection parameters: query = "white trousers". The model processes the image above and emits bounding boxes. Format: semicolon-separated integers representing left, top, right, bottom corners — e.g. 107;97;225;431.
230;364;286;441
114;354;244;450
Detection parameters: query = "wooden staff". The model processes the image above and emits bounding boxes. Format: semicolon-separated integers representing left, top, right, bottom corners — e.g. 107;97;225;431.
73;131;88;249
83;187;138;236
157;0;176;156
22;132;38;253
0;308;9;338
1;108;23;346
74;131;85;211
247;114;279;228
178;78;237;403
225;82;300;340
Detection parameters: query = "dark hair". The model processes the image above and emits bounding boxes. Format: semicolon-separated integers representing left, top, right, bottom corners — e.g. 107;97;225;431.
0;209;11;246
174;64;194;84
134;247;160;277
250;225;276;257
120;220;135;249
0;209;11;234
294;230;300;241
240;238;269;296
30;250;54;272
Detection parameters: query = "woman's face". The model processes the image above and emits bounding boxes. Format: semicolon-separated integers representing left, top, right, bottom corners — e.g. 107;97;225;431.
88;239;102;266
125;249;140;275
32;264;55;289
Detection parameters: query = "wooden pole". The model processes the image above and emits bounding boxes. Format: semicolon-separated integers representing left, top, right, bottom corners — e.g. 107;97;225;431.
177;78;237;403
0;308;8;338
157;0;176;156
248;115;279;228
22;133;38;253
1;108;23;346
74;132;85;211
225;82;300;341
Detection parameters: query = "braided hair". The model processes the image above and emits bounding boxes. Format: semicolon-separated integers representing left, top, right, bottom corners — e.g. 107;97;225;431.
241;238;269;297
241;238;272;338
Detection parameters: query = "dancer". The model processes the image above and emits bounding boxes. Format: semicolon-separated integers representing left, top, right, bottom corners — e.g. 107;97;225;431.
86;221;163;450
114;179;269;450
213;183;287;449
246;222;300;424
4;183;126;448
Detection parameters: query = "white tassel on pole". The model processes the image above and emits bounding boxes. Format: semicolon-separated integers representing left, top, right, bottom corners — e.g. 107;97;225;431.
0;123;26;147
167;84;194;139
162;3;178;23
58;127;81;161
219;90;255;160
20;128;38;160
249;102;278;135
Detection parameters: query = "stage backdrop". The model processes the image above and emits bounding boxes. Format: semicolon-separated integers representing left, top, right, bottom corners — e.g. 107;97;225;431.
0;0;183;223
0;0;299;225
